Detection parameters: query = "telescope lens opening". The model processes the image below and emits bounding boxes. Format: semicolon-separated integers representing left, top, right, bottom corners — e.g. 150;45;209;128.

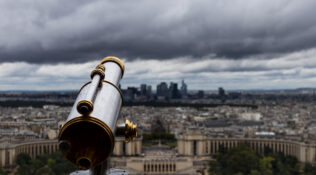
79;105;89;114
77;157;91;170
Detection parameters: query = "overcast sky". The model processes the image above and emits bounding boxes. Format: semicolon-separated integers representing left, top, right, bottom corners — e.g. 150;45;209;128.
1;0;316;90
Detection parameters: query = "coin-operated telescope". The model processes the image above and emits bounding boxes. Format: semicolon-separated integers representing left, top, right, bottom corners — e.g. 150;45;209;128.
58;56;137;171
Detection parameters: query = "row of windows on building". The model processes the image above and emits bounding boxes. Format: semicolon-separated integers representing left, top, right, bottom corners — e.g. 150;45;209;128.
144;162;176;172
203;140;300;156
2;142;59;167
15;143;59;158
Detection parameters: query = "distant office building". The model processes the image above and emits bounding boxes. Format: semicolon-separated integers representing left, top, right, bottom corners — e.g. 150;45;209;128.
169;82;180;99
157;82;169;98
218;87;225;97
197;90;204;99
146;85;152;97
126;87;138;100
140;84;147;96
180;80;188;97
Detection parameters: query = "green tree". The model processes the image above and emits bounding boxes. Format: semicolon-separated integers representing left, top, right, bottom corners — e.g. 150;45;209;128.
209;144;260;175
209;144;301;175
271;154;299;175
15;153;31;166
304;163;316;175
15;151;76;175
225;145;260;175
249;170;261;175
0;168;8;175
209;160;221;175
233;173;243;175
35;166;54;175
259;156;274;175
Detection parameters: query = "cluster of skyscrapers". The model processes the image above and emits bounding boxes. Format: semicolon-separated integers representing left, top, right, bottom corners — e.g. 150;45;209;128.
122;80;188;101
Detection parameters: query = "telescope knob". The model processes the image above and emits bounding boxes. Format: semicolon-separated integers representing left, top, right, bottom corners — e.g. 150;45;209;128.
115;120;137;142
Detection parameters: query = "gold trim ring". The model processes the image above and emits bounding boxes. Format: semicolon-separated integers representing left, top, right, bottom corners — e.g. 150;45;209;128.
95;64;105;72
58;116;115;168
102;80;124;101
77;81;123;102
90;69;105;80
58;116;115;152
100;56;125;77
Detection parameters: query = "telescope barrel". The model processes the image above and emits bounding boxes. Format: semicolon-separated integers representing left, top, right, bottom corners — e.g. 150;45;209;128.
101;57;124;86
58;56;136;170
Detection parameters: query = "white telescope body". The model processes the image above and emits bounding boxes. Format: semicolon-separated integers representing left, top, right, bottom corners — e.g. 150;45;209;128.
67;60;123;132
58;57;136;170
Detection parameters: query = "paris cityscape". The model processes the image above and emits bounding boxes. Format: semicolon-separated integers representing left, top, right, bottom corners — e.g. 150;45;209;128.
2;1;316;175
1;81;316;174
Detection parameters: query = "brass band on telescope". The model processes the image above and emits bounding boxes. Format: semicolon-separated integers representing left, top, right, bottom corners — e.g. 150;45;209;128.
102;80;124;101
90;69;105;80
95;64;105;72
90;64;105;87
59;116;115;151
77;80;124;103
100;56;125;77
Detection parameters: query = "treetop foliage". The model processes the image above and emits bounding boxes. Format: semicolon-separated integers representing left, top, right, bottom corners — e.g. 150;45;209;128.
15;152;76;175
209;144;316;175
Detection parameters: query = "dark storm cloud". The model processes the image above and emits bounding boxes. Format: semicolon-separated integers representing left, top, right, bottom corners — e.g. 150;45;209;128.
1;0;316;63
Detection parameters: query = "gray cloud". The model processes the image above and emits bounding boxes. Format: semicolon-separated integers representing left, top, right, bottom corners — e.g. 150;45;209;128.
1;48;316;90
1;0;316;63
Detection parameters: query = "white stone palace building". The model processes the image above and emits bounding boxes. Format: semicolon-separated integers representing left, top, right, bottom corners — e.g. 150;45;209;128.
1;130;316;174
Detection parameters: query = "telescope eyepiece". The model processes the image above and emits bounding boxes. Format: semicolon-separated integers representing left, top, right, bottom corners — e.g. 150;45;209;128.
77;157;92;170
77;100;94;115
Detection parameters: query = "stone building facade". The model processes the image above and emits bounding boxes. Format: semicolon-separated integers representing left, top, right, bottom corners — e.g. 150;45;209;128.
177;130;316;164
0;137;142;169
110;137;210;175
1;131;316;174
0;139;59;168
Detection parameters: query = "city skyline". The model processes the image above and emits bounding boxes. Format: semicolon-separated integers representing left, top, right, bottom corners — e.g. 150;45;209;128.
1;1;316;90
1;78;316;92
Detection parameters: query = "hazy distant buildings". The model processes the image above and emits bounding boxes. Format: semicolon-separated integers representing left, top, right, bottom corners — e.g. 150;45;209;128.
169;82;180;99
197;90;204;99
146;85;152;97
140;84;147;96
125;87;138;100
218;87;225;97
157;82;169;98
180;80;187;97
118;80;253;101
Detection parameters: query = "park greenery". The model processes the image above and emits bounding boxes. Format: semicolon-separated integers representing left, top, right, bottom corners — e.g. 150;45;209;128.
0;168;9;175
209;144;316;175
14;151;76;175
142;133;177;147
142;133;175;141
142;118;177;147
